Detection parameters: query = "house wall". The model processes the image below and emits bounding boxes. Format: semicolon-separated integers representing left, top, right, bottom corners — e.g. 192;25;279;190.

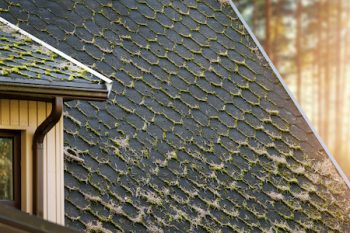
0;99;64;225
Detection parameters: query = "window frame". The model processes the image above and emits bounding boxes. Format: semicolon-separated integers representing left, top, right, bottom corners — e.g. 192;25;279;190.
0;130;21;209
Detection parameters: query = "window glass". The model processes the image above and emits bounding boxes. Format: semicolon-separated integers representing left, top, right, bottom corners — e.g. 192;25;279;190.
0;137;13;200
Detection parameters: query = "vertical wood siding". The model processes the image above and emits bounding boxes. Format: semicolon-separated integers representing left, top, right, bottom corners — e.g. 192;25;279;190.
0;99;64;225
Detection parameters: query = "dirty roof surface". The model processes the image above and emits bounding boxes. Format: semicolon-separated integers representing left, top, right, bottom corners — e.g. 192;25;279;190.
0;20;104;91
2;0;350;232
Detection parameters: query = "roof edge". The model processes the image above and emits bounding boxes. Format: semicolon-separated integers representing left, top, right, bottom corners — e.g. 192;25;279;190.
0;76;107;89
0;82;109;101
227;0;350;189
0;17;113;85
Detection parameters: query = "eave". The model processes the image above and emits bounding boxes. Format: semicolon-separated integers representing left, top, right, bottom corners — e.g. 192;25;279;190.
0;82;109;101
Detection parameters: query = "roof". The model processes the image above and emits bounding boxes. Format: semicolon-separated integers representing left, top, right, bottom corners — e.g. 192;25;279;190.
2;0;350;232
0;204;79;233
0;17;112;101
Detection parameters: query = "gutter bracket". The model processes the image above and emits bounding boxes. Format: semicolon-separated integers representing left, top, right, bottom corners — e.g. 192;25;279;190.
106;82;113;98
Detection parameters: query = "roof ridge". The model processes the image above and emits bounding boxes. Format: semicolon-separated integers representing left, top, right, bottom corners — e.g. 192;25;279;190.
227;0;350;189
0;17;113;92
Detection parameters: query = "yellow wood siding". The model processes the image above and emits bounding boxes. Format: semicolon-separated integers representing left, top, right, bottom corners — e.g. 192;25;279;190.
0;99;64;225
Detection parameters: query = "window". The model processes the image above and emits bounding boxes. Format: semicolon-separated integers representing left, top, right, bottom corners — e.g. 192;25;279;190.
0;130;21;208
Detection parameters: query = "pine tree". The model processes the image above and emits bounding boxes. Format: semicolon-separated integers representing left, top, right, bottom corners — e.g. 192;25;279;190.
236;0;350;175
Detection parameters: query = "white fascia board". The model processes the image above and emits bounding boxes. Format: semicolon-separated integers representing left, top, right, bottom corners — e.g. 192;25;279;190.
227;0;350;189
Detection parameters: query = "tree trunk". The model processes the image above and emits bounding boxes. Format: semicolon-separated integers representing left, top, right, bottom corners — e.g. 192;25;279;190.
265;0;271;55
335;0;342;156
252;0;257;33
273;0;280;67
317;1;323;133
296;0;302;102
324;0;331;145
341;2;349;159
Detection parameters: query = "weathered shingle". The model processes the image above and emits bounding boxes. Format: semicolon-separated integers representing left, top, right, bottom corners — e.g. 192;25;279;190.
0;21;103;89
2;0;350;232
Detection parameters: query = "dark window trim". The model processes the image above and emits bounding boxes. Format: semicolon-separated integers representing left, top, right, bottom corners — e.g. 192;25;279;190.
0;130;21;209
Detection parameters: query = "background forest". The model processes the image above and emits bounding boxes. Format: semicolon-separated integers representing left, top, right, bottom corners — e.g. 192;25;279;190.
234;0;350;177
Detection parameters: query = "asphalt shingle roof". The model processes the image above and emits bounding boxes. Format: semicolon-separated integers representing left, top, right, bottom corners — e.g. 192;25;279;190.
2;0;350;232
0;19;109;99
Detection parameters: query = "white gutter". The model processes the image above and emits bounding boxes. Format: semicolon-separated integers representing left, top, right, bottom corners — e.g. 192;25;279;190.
0;17;113;95
227;0;350;189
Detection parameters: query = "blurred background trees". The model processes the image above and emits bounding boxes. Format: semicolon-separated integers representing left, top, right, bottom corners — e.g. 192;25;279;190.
0;138;13;199
234;0;350;176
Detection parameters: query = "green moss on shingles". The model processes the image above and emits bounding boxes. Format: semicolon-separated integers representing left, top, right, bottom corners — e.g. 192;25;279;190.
0;21;102;85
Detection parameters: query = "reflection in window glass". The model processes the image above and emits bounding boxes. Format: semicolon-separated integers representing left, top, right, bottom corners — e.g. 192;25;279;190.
0;137;13;200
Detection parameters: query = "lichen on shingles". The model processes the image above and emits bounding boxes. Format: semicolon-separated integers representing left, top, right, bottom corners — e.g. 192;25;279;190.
64;147;84;163
218;0;230;5
86;221;113;233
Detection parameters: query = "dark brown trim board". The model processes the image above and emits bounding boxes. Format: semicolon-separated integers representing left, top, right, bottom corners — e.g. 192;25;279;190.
0;82;109;101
